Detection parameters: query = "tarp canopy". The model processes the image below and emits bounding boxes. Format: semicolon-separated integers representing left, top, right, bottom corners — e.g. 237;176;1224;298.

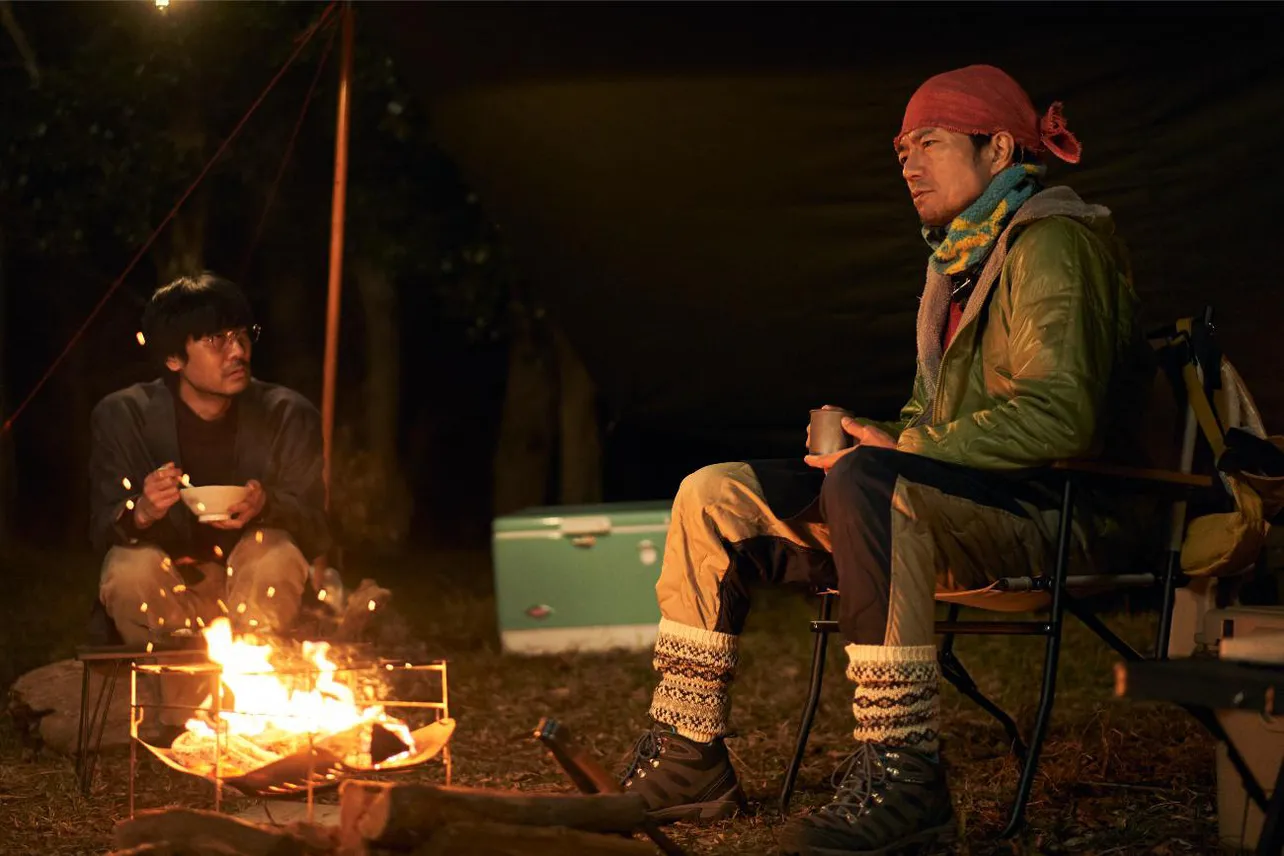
369;4;1284;449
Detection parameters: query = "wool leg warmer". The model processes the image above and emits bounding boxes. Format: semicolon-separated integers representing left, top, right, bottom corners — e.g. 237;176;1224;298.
845;643;940;752
649;618;739;743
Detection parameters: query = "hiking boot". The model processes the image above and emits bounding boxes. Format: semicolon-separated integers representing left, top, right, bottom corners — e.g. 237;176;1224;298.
618;723;745;823
778;743;956;855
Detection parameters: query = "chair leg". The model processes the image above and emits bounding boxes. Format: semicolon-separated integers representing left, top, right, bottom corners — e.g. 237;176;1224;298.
1066;599;1142;662
939;603;961;656
779;593;833;818
78;661;122;795
938;603;1027;760
1154;549;1181;661
1001;478;1075;839
75;660;92;794
939;646;1027;763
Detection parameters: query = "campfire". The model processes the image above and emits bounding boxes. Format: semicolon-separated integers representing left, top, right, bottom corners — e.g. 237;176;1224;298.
131;617;453;801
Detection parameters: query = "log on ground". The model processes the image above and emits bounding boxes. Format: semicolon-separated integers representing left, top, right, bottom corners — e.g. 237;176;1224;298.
107;844;253;856
339;781;647;850
105;845;179;856
413;820;655;856
113;808;320;856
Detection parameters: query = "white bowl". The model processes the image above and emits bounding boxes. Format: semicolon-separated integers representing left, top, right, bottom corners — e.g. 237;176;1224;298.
180;485;250;522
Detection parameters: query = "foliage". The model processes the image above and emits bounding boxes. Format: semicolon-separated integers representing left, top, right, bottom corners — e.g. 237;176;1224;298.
0;2;321;261
0;2;527;544
0;0;514;333
344;27;512;343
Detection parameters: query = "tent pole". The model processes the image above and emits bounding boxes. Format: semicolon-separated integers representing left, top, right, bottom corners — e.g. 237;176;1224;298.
321;1;353;509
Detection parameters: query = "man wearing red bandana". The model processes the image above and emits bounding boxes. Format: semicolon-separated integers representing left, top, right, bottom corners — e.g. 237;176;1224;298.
617;65;1164;853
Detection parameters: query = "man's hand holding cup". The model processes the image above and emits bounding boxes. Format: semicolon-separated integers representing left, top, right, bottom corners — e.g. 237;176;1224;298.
804;406;896;474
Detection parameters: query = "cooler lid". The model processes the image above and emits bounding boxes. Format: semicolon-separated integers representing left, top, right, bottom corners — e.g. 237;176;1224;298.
493;500;671;535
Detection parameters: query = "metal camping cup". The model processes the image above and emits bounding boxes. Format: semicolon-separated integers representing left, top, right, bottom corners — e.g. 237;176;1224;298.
808;408;854;455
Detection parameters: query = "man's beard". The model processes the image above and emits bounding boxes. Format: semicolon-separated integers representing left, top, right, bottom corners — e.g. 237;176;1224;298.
197;363;250;397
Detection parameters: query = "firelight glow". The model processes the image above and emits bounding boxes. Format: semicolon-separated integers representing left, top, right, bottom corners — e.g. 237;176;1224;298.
178;617;415;768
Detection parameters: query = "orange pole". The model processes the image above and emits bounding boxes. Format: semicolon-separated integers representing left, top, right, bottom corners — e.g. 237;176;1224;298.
321;3;353;508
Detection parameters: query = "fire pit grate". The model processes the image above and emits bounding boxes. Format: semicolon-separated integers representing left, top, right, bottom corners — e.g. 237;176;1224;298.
128;656;452;816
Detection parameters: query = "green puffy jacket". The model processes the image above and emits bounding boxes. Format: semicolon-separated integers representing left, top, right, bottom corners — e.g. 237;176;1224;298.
874;186;1158;472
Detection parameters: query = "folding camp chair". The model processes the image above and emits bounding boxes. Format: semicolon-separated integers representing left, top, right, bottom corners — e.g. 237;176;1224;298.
777;309;1274;836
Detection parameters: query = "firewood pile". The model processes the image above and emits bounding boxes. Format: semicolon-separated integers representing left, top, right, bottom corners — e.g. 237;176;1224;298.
106;781;669;855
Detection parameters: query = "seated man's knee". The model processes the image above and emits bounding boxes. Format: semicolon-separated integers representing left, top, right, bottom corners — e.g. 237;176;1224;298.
227;530;308;631
820;446;898;514
100;545;170;598
99;546;184;640
231;528;307;570
675;463;743;514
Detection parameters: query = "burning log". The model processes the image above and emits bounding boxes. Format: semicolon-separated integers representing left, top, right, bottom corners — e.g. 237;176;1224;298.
169;729;290;777
167;720;412;780
112;808;333;856
410;820;655;855
339;781;648;851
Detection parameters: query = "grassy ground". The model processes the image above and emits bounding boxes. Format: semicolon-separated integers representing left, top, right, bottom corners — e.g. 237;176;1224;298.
0;545;1225;855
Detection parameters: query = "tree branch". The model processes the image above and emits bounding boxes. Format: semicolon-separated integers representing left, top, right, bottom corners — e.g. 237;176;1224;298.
0;1;40;88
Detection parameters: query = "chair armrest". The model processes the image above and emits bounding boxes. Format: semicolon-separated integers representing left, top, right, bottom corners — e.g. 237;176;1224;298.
1051;459;1213;490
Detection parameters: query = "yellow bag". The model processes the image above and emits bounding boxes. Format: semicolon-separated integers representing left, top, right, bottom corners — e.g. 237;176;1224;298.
1173;322;1284;577
1182;475;1268;578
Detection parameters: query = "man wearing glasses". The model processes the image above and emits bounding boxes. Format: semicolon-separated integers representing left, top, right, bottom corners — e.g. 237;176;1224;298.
89;273;330;704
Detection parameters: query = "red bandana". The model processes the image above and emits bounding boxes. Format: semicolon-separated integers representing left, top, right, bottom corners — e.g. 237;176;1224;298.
895;64;1082;164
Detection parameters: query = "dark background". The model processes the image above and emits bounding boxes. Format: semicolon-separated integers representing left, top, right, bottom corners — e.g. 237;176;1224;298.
2;2;1282;555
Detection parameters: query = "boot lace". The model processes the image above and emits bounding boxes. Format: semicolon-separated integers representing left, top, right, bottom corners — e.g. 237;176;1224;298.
822;743;890;819
620;725;668;786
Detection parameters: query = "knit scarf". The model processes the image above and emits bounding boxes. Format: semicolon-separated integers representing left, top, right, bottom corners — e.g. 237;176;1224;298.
923;163;1044;276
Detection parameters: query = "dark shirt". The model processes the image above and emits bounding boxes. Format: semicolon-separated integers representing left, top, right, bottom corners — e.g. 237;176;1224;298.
174;396;240;561
175;397;238;489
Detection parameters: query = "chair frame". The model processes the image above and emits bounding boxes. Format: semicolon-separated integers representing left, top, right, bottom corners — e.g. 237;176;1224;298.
777;310;1274;835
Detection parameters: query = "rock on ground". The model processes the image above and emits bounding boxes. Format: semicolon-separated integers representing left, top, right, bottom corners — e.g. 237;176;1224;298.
9;658;145;754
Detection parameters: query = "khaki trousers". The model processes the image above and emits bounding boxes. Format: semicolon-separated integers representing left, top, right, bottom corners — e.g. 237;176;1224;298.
99;528;309;724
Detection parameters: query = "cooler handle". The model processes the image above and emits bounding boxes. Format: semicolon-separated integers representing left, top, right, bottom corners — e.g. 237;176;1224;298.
559;516;612;537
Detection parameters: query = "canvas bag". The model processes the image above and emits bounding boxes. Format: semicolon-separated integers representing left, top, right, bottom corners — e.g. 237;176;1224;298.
1171;320;1284;577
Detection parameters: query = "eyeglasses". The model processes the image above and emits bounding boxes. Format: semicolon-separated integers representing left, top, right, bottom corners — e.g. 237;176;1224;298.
200;324;261;352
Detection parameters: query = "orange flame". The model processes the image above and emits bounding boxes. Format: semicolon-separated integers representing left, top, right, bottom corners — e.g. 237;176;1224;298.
177;618;414;771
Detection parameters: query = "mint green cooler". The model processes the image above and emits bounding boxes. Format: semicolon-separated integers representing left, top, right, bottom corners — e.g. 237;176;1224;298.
492;501;671;654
